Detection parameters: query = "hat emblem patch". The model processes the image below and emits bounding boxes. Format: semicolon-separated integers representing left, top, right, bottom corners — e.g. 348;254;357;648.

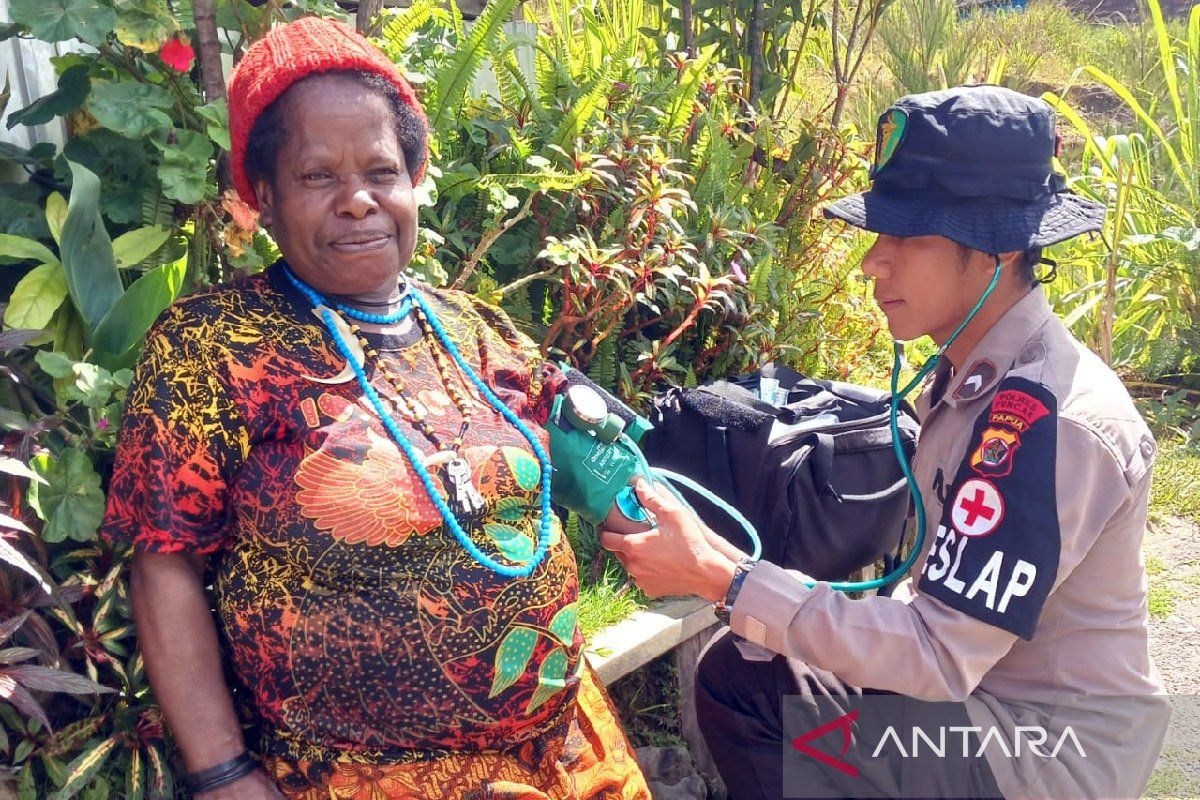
873;108;908;175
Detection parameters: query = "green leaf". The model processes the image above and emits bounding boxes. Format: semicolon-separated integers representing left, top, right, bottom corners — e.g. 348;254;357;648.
484;522;535;562
112;226;169;269
45;193;67;247
90;259;185;367
47;736;118;800
0;194;50;240
501;445;541;491
547;603;577;645
493;496;526;522
18;759;37;799
4;263;68;330
0;234;59;265
154;129;212;204
195;99;230;151
27;450;106;543
42;754;68;787
125;748;144;800
8;0;116;44
6;65;90;130
525;646;568;714
34;349;74;379
60;160;123;333
113;0;178;52
0;22;23;42
143;745;172;799
86;81;173;140
488;624;539;698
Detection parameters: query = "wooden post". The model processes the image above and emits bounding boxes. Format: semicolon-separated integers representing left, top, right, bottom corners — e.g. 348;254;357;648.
357;0;385;36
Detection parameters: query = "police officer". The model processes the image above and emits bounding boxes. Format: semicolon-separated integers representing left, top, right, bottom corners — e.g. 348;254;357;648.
602;86;1169;799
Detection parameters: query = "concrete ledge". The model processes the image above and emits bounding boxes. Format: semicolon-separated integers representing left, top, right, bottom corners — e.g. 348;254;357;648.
585;597;715;686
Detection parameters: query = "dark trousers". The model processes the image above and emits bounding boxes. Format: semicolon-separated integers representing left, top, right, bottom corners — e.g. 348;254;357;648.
694;629;1004;800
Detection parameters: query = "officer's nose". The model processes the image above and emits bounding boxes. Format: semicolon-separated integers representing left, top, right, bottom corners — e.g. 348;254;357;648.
861;236;892;281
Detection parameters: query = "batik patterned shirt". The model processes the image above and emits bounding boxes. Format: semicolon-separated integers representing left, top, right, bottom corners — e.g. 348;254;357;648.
102;262;582;762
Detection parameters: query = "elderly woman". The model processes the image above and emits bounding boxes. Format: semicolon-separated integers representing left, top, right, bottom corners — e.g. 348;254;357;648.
101;17;648;800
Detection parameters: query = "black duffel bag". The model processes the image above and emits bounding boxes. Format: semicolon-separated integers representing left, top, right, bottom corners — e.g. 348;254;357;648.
641;364;919;581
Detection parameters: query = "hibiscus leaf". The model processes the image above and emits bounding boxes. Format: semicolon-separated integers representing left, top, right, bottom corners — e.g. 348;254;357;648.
8;0;116;45
6;65;90;129
86;81;173;140
153;129;212;204
27;451;105;543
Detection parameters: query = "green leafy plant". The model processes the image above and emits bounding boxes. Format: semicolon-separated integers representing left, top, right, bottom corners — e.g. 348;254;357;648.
1043;0;1199;378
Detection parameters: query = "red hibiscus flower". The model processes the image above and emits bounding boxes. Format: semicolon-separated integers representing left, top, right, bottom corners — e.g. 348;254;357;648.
160;35;195;73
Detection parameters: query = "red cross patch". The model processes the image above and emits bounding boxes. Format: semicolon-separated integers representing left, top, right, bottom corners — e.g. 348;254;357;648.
951;478;1005;537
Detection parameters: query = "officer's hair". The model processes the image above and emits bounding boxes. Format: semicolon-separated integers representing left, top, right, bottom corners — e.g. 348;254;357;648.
955;245;1044;287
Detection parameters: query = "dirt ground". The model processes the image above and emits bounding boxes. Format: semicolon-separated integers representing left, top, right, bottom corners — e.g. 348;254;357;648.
1143;516;1200;797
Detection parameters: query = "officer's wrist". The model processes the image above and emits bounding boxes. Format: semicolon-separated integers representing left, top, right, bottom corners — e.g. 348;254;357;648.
700;554;740;603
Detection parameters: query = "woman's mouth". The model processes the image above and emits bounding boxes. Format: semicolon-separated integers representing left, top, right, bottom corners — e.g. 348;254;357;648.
330;233;392;253
878;298;905;312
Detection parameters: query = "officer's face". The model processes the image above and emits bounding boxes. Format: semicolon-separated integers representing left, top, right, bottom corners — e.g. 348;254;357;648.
861;234;1000;345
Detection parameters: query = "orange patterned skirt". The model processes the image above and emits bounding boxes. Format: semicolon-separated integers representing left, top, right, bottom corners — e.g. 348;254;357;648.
261;665;650;800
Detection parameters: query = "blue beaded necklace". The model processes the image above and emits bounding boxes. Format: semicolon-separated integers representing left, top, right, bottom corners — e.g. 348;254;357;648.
283;266;554;578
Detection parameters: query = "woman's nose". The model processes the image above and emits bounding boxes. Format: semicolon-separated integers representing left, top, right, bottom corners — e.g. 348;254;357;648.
336;178;378;218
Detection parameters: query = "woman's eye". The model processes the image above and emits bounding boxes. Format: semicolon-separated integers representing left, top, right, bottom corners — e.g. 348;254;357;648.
303;171;333;183
370;168;400;182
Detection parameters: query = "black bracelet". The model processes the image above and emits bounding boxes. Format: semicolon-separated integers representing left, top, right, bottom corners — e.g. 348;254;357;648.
183;751;258;795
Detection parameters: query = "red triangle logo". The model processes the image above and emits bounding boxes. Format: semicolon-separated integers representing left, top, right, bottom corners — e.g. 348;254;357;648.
791;710;859;778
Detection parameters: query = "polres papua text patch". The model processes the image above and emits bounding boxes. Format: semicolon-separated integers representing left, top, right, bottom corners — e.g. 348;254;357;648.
919;377;1060;639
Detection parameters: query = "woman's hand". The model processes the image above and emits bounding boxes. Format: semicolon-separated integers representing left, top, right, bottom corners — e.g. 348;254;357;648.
195;769;286;800
600;479;745;601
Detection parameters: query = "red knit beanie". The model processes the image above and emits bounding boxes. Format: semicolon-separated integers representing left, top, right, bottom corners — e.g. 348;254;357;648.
227;16;428;209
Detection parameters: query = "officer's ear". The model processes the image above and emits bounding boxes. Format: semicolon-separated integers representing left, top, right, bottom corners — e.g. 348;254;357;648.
996;250;1032;288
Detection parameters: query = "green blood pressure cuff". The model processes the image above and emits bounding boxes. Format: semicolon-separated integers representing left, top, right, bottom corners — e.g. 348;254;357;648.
545;372;654;525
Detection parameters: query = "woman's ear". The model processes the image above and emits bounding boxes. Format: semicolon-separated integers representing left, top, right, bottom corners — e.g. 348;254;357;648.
253;179;275;228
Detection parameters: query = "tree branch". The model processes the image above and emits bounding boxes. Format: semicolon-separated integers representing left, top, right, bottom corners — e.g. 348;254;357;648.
450;194;536;290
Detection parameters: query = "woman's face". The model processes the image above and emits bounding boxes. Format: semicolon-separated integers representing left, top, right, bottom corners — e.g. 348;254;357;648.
253;75;419;300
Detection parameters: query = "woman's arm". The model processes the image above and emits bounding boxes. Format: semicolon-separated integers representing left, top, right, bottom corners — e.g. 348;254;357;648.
130;551;284;800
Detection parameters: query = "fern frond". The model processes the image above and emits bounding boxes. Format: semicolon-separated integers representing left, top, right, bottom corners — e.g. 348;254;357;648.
663;51;714;139
489;33;525;114
381;0;437;49
587;334;618;392
477;171;587;192
429;0;520;130
141;187;174;230
501;56;545;124
549;34;634;152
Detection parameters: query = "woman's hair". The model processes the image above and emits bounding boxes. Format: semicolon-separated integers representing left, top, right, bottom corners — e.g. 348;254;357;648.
243;69;428;189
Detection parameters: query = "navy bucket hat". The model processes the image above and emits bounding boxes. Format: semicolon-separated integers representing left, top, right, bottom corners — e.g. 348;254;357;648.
824;85;1105;255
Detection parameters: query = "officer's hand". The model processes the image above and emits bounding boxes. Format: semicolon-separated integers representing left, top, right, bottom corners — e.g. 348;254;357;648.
600;479;741;601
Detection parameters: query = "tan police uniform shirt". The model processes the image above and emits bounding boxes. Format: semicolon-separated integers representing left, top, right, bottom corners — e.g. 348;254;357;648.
730;288;1170;798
